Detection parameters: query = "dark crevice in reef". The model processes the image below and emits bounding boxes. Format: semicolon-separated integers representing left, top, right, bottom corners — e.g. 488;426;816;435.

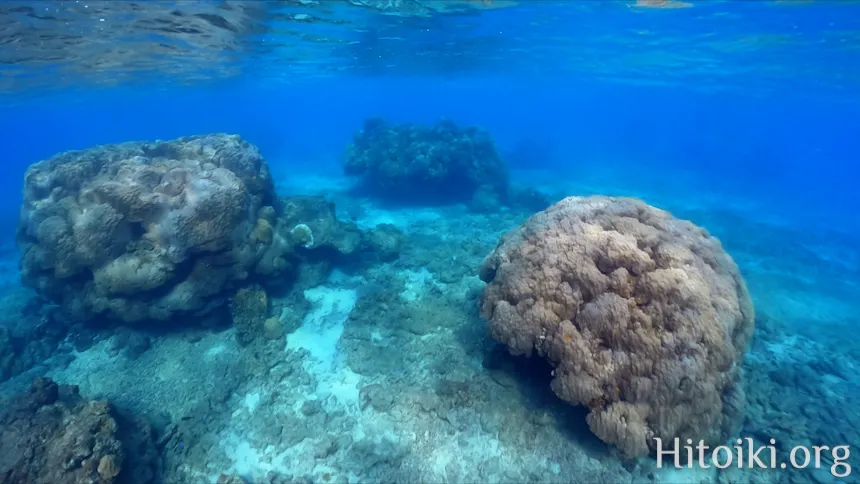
129;221;146;240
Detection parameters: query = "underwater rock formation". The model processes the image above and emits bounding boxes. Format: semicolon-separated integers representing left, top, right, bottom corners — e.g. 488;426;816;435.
17;135;399;327
280;196;363;256
478;196;755;459
345;118;509;204
256;195;404;288
0;377;159;483
17;134;276;324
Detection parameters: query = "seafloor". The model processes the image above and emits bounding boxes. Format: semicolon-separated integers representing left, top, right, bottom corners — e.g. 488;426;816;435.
1;163;858;484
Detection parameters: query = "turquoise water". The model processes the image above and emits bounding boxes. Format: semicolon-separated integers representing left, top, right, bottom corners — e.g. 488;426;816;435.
0;1;859;483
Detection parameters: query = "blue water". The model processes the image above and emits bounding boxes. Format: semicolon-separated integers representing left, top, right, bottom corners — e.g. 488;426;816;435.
1;1;859;483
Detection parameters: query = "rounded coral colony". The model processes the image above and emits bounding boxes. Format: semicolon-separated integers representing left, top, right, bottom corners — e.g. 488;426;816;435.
17;133;402;328
344;118;509;202
16;134;281;324
478;195;755;458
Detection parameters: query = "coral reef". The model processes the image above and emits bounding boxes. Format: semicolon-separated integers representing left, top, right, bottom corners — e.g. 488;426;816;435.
478;195;755;459
4;143;857;484
17;135;400;328
3;166;853;484
0;377;159;483
255;196;402;276
280;196;364;257
344;118;509;203
17;134;275;324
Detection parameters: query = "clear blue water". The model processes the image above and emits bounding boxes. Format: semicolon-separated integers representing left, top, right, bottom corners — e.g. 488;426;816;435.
0;1;858;483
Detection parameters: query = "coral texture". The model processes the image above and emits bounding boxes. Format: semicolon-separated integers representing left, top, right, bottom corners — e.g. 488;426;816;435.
280;196;362;255
478;196;755;458
17;134;403;328
0;377;158;484
253;196;398;284
16;134;285;325
230;285;270;346
344;118;509;202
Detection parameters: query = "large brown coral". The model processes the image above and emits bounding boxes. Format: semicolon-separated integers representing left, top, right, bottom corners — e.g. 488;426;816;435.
17;134;277;324
478;196;754;459
17;134;403;327
0;377;159;484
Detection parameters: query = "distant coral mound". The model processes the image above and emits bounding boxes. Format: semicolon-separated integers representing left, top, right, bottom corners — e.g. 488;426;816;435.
478;196;755;458
344;118;509;204
0;377;159;483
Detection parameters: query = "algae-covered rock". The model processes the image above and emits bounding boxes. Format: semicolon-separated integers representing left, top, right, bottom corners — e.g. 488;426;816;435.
0;377;159;483
363;223;403;262
230;285;269;346
263;317;285;340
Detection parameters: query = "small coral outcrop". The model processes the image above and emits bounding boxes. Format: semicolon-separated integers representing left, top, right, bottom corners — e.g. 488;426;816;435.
0;377;159;483
253;196;399;282
230;285;270;346
478;196;755;459
281;196;361;255
345;118;509;203
290;223;315;249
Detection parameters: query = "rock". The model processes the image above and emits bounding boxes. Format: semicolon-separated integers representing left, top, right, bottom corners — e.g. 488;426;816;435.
0;377;159;483
263;317;284;340
231;285;269;346
16;134;276;325
314;435;339;458
363;224;403;262
359;384;394;412
301;399;323;416
98;455;122;480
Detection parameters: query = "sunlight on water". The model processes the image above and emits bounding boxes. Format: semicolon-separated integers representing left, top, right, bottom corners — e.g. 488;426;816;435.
0;0;858;96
